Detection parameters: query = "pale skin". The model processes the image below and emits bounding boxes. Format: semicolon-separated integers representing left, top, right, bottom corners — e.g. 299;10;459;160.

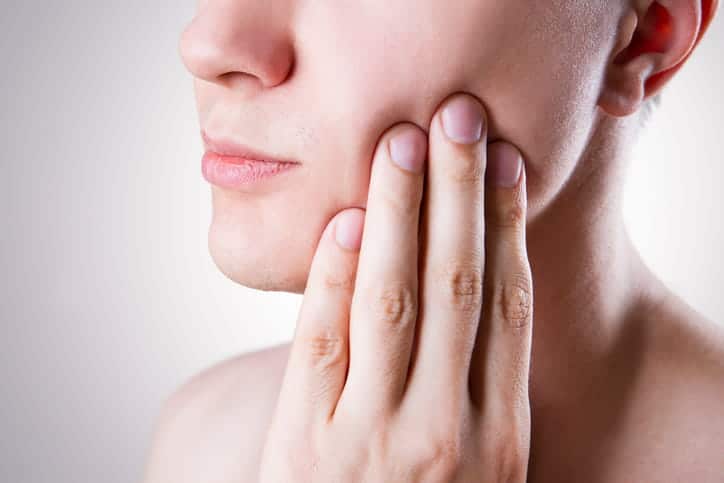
144;0;724;481
260;95;534;482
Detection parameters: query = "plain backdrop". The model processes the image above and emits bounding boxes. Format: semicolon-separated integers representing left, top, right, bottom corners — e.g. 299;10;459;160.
0;2;722;482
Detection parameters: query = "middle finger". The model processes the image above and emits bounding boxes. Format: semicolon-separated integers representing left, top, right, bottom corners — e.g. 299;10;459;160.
405;93;488;404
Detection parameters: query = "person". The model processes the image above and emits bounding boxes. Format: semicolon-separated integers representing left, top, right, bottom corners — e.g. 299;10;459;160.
143;1;724;481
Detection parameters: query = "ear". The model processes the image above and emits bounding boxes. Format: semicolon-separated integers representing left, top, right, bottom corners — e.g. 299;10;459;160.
598;0;719;117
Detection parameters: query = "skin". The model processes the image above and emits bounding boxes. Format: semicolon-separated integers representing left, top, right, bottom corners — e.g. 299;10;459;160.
144;0;724;482
260;97;535;482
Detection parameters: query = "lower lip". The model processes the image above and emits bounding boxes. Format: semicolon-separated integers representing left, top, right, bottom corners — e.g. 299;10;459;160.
201;151;301;189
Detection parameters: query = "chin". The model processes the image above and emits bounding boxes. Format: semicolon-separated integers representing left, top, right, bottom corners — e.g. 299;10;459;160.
207;216;311;294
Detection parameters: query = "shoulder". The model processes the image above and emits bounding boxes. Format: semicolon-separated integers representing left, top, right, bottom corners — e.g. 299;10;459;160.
142;342;291;483
615;292;724;480
644;292;724;385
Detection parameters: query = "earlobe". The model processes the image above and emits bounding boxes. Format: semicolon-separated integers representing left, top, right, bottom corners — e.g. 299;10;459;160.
597;0;706;118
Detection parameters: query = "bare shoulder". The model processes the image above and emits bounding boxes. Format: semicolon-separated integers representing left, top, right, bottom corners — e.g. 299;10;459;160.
613;292;724;481
142;342;291;483
645;292;724;386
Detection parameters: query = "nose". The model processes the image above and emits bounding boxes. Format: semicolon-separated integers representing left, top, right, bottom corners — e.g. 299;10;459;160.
179;0;295;90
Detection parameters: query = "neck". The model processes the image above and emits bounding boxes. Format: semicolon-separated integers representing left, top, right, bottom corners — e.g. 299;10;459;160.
524;111;668;409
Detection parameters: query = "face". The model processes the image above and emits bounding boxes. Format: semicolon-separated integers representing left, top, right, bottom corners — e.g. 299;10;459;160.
180;0;619;294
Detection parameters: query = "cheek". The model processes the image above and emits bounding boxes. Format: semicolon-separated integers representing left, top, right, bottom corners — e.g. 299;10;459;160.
204;1;612;291
308;36;605;224
467;7;612;216
481;50;602;202
297;23;431;210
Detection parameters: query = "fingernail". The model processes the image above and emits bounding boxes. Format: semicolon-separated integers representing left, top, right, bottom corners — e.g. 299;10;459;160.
486;143;522;188
441;95;484;145
389;129;425;173
335;211;364;251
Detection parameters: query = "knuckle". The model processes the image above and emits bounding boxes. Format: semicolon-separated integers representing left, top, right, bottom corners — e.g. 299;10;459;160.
281;442;317;476
379;186;422;219
433;260;484;317
299;329;346;373
266;426;328;478
321;268;356;293
417;433;464;479
364;422;393;468
444;152;485;186
491;271;533;329
368;281;418;329
491;427;530;483
488;188;526;230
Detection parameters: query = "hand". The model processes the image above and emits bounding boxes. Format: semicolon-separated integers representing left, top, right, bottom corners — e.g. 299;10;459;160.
258;93;533;483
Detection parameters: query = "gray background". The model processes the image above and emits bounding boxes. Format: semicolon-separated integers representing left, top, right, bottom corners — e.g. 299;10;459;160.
1;2;722;482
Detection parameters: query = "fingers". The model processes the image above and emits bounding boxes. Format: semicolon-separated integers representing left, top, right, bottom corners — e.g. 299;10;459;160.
405;93;488;404
275;208;365;428
469;142;533;415
335;124;427;421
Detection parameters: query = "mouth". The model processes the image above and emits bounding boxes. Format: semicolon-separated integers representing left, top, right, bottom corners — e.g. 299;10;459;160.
201;130;302;165
200;130;302;190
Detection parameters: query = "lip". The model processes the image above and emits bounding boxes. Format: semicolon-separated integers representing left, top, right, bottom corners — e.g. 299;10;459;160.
200;130;302;190
201;130;301;164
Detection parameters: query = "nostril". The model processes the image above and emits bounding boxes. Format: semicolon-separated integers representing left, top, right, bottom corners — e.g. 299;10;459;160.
218;71;262;90
177;10;295;90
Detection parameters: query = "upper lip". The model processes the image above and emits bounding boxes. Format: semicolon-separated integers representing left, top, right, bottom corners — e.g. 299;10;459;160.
201;130;301;164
